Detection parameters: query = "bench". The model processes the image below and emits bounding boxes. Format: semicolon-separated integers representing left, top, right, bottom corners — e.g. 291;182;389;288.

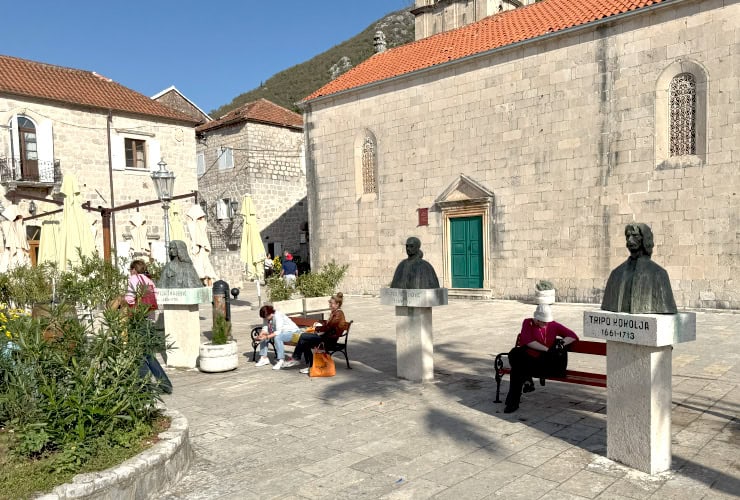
250;316;354;369
493;340;607;403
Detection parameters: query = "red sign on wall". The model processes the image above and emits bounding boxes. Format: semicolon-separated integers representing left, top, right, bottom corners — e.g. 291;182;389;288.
417;208;429;226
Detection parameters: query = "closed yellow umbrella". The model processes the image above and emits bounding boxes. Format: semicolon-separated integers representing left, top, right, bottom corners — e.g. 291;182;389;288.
168;201;189;247
239;195;265;281
38;215;62;267
60;175;95;269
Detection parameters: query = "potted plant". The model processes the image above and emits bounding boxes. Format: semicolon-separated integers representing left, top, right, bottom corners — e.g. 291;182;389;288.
535;280;556;304
198;312;238;372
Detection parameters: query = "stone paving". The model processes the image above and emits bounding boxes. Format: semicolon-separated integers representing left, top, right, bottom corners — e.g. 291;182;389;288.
160;285;739;499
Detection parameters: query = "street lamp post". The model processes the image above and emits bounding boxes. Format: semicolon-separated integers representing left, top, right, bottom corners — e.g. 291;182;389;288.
150;159;176;250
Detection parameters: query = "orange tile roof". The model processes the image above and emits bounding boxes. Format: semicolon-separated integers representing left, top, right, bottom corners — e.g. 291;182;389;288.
0;54;199;124
196;98;303;133
305;0;668;101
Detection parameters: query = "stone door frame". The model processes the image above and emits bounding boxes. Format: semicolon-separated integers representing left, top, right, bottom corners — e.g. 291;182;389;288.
435;175;494;290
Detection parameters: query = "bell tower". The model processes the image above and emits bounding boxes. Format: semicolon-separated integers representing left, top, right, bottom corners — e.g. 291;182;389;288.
411;0;537;40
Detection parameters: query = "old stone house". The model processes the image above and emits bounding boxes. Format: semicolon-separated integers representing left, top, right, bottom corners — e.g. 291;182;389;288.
301;0;739;309
195;99;305;287
0;54;200;263
153;86;212;125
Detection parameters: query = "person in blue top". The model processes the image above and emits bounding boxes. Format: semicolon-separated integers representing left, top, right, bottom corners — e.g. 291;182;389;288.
280;252;298;286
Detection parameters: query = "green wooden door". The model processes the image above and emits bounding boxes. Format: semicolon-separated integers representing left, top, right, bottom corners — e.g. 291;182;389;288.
450;216;483;288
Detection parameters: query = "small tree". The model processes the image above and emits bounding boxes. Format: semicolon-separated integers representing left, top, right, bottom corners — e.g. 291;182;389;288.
211;312;231;345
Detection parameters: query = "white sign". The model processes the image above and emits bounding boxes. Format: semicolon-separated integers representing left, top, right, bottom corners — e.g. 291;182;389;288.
583;310;696;347
158;287;212;305
380;288;448;307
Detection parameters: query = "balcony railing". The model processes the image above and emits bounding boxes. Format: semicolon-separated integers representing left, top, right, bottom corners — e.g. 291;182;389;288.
0;157;62;185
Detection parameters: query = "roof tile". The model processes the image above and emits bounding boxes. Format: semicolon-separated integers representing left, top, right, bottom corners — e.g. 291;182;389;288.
305;0;667;101
196;98;302;133
0;54;198;124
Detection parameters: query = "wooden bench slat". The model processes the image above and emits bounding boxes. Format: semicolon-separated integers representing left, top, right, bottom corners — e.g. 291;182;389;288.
493;339;608;402
569;341;607;356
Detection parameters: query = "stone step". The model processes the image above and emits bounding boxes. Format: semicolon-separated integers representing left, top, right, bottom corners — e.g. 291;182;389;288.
448;288;493;300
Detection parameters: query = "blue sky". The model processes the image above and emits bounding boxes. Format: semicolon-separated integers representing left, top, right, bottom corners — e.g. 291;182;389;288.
3;0;411;114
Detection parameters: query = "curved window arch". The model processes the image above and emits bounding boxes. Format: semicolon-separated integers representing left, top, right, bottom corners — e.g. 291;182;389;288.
354;129;378;199
655;60;707;169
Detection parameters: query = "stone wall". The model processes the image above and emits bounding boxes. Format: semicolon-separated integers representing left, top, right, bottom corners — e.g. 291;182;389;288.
305;0;740;309
154;90;210;124
0;97;198;260
196;121;306;287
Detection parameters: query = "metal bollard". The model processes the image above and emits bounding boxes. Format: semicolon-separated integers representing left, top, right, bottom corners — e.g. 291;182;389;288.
212;280;231;324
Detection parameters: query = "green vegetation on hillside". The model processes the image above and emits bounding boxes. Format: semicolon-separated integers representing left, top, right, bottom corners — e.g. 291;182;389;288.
210;10;414;117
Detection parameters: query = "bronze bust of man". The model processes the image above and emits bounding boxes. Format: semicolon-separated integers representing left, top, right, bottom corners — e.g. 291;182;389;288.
601;223;677;314
390;237;440;289
158;240;204;289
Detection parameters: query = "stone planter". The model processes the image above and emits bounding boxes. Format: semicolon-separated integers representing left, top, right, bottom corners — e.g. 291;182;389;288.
198;340;238;372
271;298;304;315
535;289;556;305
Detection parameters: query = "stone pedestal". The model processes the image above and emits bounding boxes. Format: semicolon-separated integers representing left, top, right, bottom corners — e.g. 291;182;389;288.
584;310;696;474
380;288;448;382
159;288;213;369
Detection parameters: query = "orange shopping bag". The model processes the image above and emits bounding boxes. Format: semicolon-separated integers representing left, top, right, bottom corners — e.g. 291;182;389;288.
309;343;336;377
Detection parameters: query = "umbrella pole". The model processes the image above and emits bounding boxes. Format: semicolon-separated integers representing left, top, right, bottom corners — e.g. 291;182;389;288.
256;280;262;308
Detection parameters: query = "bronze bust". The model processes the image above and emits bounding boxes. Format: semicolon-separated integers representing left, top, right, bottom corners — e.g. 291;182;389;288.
601;223;677;314
158;240;204;289
390;237;440;289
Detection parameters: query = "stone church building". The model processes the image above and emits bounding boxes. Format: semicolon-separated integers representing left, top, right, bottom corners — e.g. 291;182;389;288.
301;0;739;309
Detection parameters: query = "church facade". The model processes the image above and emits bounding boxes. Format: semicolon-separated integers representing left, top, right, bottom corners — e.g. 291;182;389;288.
301;0;739;309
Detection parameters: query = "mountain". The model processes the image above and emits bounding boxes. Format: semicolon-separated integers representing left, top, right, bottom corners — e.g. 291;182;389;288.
210;9;415;117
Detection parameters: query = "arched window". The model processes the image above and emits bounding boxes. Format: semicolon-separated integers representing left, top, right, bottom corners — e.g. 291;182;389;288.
669;73;696;157
361;136;377;194
354;130;378;199
17;116;39;180
654;60;707;169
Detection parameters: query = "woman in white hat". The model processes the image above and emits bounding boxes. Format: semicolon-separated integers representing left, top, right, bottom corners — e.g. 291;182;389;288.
504;304;579;413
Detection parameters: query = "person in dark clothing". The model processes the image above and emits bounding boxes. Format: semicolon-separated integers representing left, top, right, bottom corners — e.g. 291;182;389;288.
504;304;578;413
280;252;298;286
283;292;348;374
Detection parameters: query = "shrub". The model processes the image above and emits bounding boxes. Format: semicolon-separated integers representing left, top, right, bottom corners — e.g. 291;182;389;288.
57;253;126;311
0;304;164;471
535;280;555;291
296;260;348;298
0;263;56;309
266;275;293;302
211;312;231;345
145;260;163;283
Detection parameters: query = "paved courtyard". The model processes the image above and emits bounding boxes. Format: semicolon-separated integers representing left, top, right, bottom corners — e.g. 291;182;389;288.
160;286;739;499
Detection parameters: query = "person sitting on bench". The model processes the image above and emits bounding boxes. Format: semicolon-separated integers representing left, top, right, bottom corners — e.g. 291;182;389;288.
284;292;348;374
504;304;579;414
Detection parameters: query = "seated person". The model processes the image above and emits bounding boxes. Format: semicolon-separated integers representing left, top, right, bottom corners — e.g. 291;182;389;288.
255;305;301;370
504;304;579;414
284;292;348;374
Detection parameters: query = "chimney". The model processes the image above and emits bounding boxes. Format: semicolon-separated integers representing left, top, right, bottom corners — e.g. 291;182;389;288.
373;31;387;54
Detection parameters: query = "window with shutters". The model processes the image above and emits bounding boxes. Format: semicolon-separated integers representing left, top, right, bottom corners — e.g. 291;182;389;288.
218;147;234;170
197;152;205;177
125;138;146;168
4;113;55;183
